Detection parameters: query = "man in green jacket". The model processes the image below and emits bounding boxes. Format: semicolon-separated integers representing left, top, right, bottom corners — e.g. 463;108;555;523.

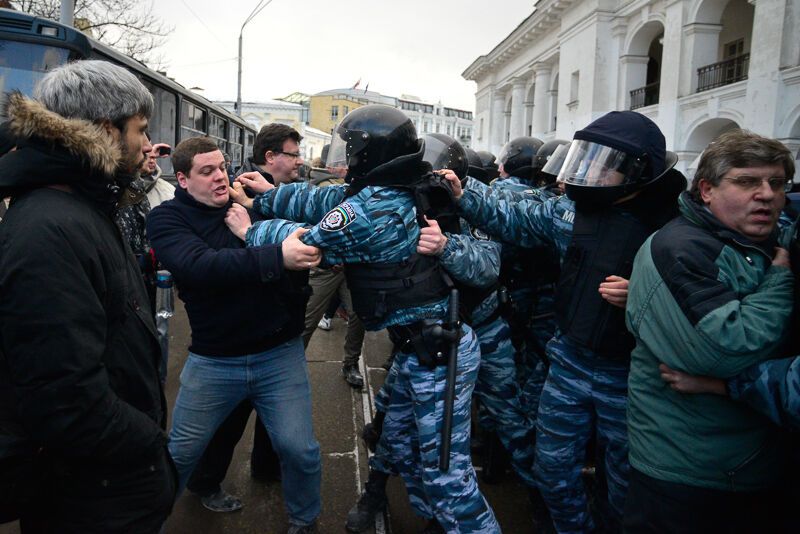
624;129;796;532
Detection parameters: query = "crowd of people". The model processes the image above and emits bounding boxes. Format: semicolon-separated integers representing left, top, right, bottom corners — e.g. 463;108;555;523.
0;58;798;534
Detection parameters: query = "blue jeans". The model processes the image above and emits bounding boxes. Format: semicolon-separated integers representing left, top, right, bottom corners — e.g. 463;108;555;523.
168;338;321;525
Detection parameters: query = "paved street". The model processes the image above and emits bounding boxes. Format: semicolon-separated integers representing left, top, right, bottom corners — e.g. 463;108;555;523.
1;299;533;534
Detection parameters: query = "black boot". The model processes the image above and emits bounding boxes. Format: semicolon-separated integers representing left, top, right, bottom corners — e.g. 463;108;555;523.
420;518;445;534
481;431;508;484
362;411;385;453
529;487;555;534
345;469;389;532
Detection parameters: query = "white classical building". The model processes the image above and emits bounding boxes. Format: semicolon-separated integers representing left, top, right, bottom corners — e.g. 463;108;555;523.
463;0;800;177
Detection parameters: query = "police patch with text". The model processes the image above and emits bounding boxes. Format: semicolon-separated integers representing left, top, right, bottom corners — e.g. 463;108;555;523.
320;202;357;232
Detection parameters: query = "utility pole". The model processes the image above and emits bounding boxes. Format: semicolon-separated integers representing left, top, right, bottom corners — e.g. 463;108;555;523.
60;0;74;27
237;0;273;116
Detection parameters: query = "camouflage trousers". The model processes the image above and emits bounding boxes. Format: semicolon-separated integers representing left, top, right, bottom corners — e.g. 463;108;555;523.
472;315;537;488
518;288;556;417
370;324;501;533
534;333;629;534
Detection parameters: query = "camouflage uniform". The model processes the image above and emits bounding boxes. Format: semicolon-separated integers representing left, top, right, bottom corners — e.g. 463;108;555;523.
248;181;500;533
459;178;631;533
488;178;558;418
442;218;538;488
727;355;800;430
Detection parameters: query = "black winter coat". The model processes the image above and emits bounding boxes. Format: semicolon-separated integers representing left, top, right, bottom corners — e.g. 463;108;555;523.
0;93;174;531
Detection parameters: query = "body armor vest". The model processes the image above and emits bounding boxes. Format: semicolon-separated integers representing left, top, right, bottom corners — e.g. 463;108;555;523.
554;207;652;357
345;254;451;325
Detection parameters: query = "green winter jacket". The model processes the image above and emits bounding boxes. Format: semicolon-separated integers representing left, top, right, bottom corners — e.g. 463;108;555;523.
626;192;794;491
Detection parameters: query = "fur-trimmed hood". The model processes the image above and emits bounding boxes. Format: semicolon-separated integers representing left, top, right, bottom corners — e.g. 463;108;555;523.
0;92;129;204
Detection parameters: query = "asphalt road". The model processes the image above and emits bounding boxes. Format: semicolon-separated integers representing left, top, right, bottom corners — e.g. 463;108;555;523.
1;300;534;534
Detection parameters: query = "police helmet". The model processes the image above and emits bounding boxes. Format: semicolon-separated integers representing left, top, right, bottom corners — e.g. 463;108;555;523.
534;139;570;186
326;105;420;182
498;136;544;181
476;151;500;181
465;148;490;185
422;133;469;182
559;111;677;206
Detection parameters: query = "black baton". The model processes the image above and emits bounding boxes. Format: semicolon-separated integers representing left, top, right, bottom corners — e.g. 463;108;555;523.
438;288;460;471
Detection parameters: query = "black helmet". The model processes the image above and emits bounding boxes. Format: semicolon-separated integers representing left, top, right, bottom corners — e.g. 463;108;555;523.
533;139;570;186
498;136;544;181
326;104;420;182
476;150;499;181
422;133;468;182
465;148;490;184
560;111;676;206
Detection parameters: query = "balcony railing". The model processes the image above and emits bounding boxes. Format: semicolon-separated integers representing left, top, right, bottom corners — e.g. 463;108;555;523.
630;81;660;110
697;53;749;92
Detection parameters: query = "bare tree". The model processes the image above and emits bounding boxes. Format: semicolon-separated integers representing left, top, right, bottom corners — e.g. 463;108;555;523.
11;0;172;66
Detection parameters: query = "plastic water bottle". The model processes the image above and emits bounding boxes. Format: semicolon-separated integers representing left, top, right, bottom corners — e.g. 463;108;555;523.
155;270;174;319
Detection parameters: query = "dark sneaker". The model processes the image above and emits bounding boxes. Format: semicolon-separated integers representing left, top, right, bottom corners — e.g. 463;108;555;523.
287;521;317;534
345;488;387;532
343;365;364;388
199;488;243;513
420;518;445;533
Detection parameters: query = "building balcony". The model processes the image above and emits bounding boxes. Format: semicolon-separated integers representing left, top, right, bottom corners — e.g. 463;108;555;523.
697;53;749;92
630;81;660;110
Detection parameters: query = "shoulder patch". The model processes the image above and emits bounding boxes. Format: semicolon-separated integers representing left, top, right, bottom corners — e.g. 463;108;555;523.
470;226;490;241
320;202;357;232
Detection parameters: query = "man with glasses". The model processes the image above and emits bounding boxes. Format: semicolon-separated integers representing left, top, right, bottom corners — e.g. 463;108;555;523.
237;123;305;185
624;129;796;532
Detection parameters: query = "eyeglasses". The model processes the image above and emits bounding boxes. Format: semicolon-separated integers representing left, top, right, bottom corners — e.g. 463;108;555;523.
722;175;790;193
277;151;302;159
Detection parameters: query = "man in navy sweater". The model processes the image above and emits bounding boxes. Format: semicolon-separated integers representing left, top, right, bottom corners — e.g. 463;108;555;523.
147;137;322;534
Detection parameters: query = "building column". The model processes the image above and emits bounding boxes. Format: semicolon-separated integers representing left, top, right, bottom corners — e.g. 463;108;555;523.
490;89;506;155
509;78;527;140
620;55;650;109
745;0;789;135
532;64;551;138
682;22;722;95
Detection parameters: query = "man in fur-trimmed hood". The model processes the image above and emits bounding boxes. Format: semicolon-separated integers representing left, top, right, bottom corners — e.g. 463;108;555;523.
0;60;175;532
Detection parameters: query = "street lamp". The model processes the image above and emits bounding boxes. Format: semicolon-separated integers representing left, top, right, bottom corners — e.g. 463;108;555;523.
237;0;273;116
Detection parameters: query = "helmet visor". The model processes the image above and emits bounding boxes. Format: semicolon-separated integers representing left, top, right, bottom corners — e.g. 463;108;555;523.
543;144;570;180
422;134;452;172
326;125;370;175
497;143;520;166
557;140;645;187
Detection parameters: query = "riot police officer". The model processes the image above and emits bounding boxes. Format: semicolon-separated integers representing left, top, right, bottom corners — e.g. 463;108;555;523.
227;105;501;534
446;111;685;533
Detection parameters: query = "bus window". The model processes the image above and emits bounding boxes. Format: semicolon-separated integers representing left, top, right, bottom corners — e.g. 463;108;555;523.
0;40;69;105
208;114;227;155
180;100;206;140
141;81;177;176
228;124;243;169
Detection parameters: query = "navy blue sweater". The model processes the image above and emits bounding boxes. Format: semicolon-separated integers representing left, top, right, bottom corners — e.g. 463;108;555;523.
147;187;308;356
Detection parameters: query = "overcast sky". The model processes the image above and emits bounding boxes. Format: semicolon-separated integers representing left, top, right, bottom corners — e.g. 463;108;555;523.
156;0;536;111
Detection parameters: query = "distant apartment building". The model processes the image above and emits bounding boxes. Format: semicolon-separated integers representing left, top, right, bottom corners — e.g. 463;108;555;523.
308;88;475;148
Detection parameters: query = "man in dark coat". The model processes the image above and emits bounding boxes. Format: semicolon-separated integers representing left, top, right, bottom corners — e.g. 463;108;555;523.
0;61;175;532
